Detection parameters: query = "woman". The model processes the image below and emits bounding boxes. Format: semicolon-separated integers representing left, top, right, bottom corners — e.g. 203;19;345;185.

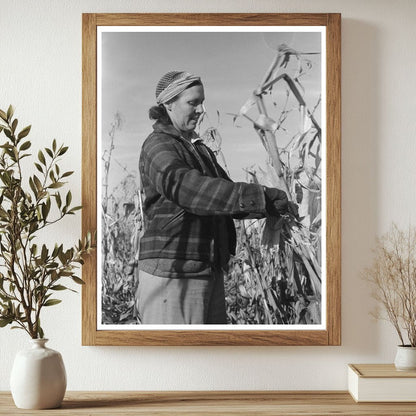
136;71;289;324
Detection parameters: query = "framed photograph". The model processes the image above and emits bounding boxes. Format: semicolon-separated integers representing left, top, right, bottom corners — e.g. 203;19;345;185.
82;13;341;346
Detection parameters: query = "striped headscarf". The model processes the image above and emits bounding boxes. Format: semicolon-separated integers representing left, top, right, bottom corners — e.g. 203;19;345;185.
155;71;201;105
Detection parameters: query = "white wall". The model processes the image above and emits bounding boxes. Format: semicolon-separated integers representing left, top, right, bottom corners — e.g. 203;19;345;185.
1;0;416;391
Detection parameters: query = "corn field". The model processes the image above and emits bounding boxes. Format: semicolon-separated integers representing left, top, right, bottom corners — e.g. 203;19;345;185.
101;41;322;325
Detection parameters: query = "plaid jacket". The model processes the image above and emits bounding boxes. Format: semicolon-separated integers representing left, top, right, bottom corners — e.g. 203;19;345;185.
138;122;266;263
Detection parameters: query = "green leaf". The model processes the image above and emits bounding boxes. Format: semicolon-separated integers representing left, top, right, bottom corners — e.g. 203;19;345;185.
65;191;72;207
45;148;53;158
11;118;18;133
0;143;13;149
18;125;31;140
51;244;59;258
33;175;43;192
34;163;43;173
19;140;31;151
69;206;82;214
29;177;38;197
58;146;68;156
0;109;7;121
55;192;62;209
38;325;44;339
52;139;57;152
43;299;62;307
48;182;64;189
0;317;13;327
38;150;46;165
6;105;14;122
4;129;12;140
61;171;74;178
41;202;50;221
41;244;48;262
19;154;30;163
58;250;67;264
71;276;85;285
50;284;68;291
29;222;39;234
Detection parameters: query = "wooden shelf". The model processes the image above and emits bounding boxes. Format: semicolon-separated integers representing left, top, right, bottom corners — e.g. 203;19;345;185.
2;391;416;415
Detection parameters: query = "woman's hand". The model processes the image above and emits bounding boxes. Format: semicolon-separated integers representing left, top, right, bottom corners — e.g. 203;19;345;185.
264;187;289;217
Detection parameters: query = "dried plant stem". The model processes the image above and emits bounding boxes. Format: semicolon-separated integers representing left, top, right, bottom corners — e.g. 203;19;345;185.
363;223;416;346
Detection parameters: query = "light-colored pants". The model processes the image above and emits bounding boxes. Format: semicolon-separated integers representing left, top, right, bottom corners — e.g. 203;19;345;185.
135;269;227;324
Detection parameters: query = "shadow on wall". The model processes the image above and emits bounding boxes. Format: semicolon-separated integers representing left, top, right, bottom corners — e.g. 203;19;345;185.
341;18;381;356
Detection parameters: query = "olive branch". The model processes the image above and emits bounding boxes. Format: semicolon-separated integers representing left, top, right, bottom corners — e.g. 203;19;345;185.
0;105;94;338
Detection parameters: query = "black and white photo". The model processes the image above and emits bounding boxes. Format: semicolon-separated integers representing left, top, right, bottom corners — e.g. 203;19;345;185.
98;27;325;328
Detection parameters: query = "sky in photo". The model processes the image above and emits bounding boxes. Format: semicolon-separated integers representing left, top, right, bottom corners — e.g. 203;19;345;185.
100;29;322;192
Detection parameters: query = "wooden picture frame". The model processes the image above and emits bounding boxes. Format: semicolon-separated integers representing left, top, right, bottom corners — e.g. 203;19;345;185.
82;13;341;346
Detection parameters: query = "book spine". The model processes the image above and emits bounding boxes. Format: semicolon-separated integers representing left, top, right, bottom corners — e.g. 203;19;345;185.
347;366;359;402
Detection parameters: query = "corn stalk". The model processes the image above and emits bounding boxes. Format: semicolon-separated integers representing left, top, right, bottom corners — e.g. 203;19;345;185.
224;43;322;325
100;113;140;324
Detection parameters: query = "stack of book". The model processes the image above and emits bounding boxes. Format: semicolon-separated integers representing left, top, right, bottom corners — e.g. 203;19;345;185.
348;364;416;402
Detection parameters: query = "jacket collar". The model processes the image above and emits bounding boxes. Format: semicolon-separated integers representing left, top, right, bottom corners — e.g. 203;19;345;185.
153;121;200;143
153;121;180;138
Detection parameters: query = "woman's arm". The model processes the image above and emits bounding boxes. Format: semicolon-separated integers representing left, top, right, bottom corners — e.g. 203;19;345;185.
141;135;266;216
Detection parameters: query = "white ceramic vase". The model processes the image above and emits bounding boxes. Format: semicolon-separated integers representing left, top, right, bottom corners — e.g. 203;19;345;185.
394;345;416;371
10;338;67;409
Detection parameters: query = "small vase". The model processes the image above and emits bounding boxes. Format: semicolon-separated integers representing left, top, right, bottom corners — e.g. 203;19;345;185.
10;338;67;409
394;345;416;371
